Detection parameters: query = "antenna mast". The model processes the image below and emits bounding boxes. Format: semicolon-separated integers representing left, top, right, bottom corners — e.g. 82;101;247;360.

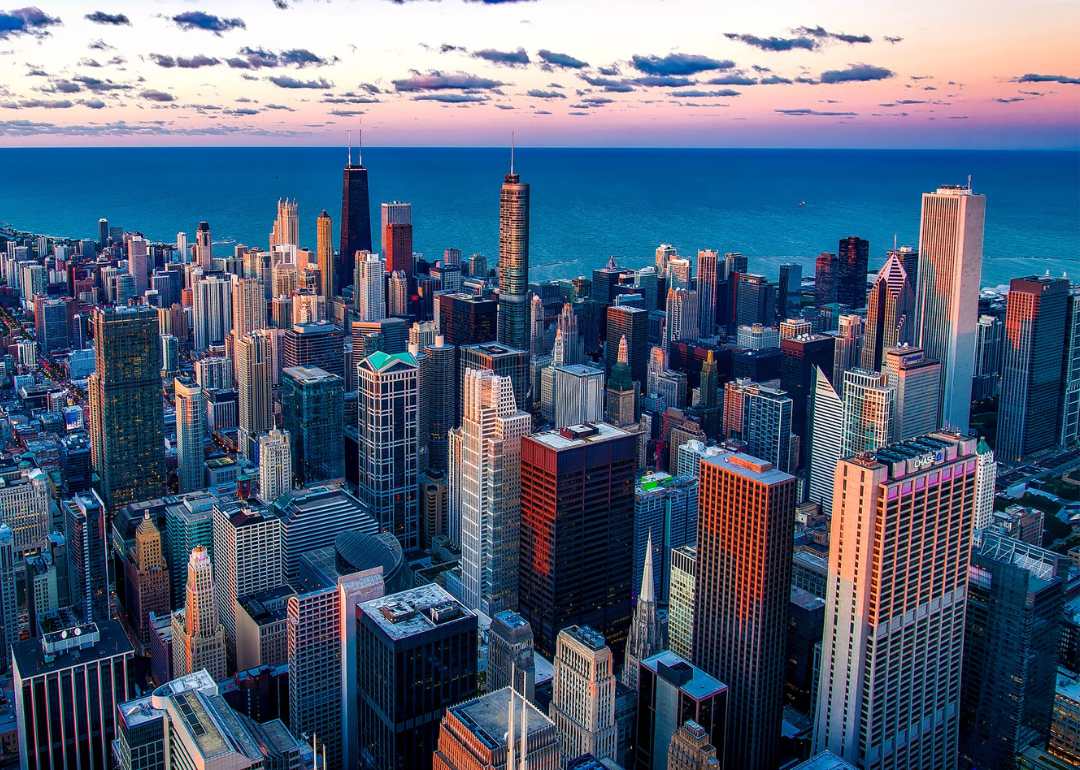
347;131;352;167
511;130;515;175
359;119;363;166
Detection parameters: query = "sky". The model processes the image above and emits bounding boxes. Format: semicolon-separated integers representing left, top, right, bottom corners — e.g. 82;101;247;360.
0;0;1077;147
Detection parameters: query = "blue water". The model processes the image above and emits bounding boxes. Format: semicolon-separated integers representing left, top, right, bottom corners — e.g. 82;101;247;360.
1;148;1076;288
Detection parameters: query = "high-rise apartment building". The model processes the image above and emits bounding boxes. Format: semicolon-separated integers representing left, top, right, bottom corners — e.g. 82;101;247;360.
89;306;166;512
232;277;267;337
694;451;796;770
836;236;869;309
171;545;227;681
195;221;213;271
273;197;299;248
815;252;839;307
357;351;420;549
192;274;232;352
340;145;372;288
258;429;292;504
355;251;387;321
881;347;941;441
549;626;618;764
381;201;413;277
668;545;696;661
63;491;109;623
174;377;205;494
1061;289;1080;447
666;288;700;348
861;254;915;370
998;275;1070;462
914;185;985;434
449;368;530;615
356;585;478;770
235;331;274;460
282;366;344;484
519;423;636;659
814;433;978;769
498;170;530;351
317;209;335;297
124;513;170;652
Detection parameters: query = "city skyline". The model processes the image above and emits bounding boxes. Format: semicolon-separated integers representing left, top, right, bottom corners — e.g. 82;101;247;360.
0;0;1075;148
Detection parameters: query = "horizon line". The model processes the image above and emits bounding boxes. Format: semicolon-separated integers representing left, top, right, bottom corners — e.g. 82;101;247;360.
1;145;1078;152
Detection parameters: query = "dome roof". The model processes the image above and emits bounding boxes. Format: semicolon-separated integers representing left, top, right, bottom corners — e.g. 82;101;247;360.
334;530;411;595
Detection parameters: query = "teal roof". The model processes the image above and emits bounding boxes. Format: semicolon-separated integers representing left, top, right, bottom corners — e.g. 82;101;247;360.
364;351;418;372
977;436;992;455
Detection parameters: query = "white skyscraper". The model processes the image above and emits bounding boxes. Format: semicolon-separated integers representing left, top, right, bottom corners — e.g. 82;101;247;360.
192;275;232;352
914;185;985;434
882;347;941;441
840;369;895;457
232;277;267;337
354;251;387;322
176;232;188;263
831;315;863;394
449;368;531;616
974;436;997;531
236;332;273;460
387;270;408;317
258;429;293;504
273;198;299;248
171;545;227;682
195;221;213;272
807;366;843;514
127;235;151;298
814;433;978;769
665;289;699;349
174;377;205;494
553;364;605;429
549;625;618;764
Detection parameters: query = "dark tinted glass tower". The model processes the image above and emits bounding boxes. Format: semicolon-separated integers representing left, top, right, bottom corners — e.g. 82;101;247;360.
814;252;839;307
837;236;870;308
381;202;413;278
281;366;345;485
605;305;649;388
498;170;530;352
780;334;835;441
340;148;372;289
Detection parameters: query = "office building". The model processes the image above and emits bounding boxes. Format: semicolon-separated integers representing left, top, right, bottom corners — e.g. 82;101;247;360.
549;626;618;763
861;254;915;371
605;305;648;385
449;369;530;615
744;384;795;474
959;532;1067;770
89;306;166;512
272;197;298;248
787;587;826;716
355;251;387;321
554;364;605;428
213;500;283;667
636;651;728;770
633;474;697;604
973;437;998;531
519;423;636;659
973;313;1004;401
316;209;335;297
666;720;721;770
171;546;227;681
63;491;109;623
622;533;662;691
814;252;839;307
998;275;1070;462
840;369;895;457
282;366;344;484
831;315;863;391
697;250;719;337
258;429;292;504
423;336;458;472
174;377;205;494
356;584;478;770
274;484;377;581
694;451;796;770
666;289;700;347
836;236;869;309
283;321;344;378
438;293;498;346
34;295;70;354
668;545;696;661
165;492;219;606
434;687;561;770
341;144;372;288
1061;289;1080;446
780;334;834;440
460;342;529;417
882;347;941;441
13;620;132;770
814;433;978;769
357;351;420;549
0;466;51;557
488;610;536;699
0;524;16;666
124;513;170;653
606;336;638;427
779;262;802;317
914;185;985;434
235;332;274;460
381;201;413;277
737;324;780;351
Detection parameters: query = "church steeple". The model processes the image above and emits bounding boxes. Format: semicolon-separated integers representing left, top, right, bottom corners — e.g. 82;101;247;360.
622;529;663;690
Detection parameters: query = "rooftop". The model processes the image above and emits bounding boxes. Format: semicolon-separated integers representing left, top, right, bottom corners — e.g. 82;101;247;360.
791;586;827;612
448;687;553;750
641;650;727;701
358;583;475;641
12;619;133;680
529;421;628;451
791;751;859;770
562;625;607;652
282;365;337;383
701;450;794;486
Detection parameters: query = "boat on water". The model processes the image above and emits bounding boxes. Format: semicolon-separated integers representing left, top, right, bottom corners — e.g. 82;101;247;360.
797;201;806;207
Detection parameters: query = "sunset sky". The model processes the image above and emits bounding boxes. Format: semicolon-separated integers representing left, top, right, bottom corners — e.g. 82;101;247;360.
0;0;1077;147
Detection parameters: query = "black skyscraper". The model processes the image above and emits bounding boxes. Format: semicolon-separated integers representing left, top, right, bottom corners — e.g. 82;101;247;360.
340;148;372;290
837;236;869;308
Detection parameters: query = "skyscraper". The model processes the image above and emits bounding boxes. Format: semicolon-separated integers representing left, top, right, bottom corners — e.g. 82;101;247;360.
171;545;227;681
317;209;335;297
840;368;895;457
273;198;299;248
549;626;618;764
666;288;700;348
1062;288;1080;447
357;351;420;549
282;366;344;484
89;306;166;512
814;433;978;769
354;251;387;321
341;143;372;289
487;610;536;698
606;336;637;427
192;274;232;351
127;235;151;297
694;450;796;770
381;201;413;277
974;436;997;531
174;377;205;494
744;384;795;474
423;336;457;472
973;313;1004;401
697;250;719;337
606;304;649;388
498;168;530;351
438;293;499;346
836;236;869;308
258;429;293;503
124;513;170;653
668;545;696;661
449;368;531;615
959;532;1067;770
831;315;863;391
232;277;267;337
554;365;605;428
807;366;843;512
881;347;941;441
0;525;17;668
778;262;802;317
780;333;835;441
814;252;839;307
195;221;213;272
997;275;1070;462
460;342;529;417
519;423;636;659
236;331;274;460
914;185;985;434
434;687;561;770
861;254;915;371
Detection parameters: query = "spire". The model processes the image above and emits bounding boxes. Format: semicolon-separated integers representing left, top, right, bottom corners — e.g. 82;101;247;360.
510;130;515;175
358;119;363;166
347;129;352;167
552;328;565;367
618;335;628;365
640;530;656;604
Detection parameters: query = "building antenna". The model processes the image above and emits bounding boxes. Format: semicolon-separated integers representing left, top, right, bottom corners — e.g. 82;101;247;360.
347;130;352;167
511;130;515;175
358;119;363;167
894;233;897;251
967;173;972;189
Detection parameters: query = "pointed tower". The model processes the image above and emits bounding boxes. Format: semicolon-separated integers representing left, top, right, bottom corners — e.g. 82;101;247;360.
125;512;170;651
974;436;997;531
540;329;565;420
172;545;227;681
606;335;637;427
622;531;663;690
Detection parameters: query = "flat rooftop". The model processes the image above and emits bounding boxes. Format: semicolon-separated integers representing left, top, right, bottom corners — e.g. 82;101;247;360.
529;421;628;451
12;619;133;680
448;687;553;749
641;650;727;701
701;450;793;486
792;751;859;770
359;583;475;641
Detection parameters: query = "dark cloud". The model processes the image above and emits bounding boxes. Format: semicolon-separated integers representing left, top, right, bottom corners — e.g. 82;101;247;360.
706;74;756;86
629;75;695;87
106;55;125;65
330;109;366;116
632;53;734;76
26;68;47;76
412;93;488;102
140;89;175;102
884;36;903;44
393;70;505;91
0;7;61;39
794;77;819;84
723;33;815;52
1;98;73;109
0;118;309;138
794;26;872;44
281;49;337;67
229;107;259;115
73;75;130;91
1015;73;1080;85
359;83;383;94
534;110;552;114
79;58;102;68
948;115;968;119
47;80;82;93
751;65;771;73
993;96;1023;103
440;44;466;53
171;12;245;35
776;108;857;116
267;75;333;89
229;47;333;69
578;74;635;93
88;38;112;50
463;0;534;4
527;89;565;99
597;65;620;76
322;93;381;104
265;103;295;111
537;49;587;69
581;95;614;105
760;75;793;85
473;47;530;66
495;104;514;110
894;99;926;104
819;63;894;83
671;89;741;98
85;11;128;25
79;98;105;109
